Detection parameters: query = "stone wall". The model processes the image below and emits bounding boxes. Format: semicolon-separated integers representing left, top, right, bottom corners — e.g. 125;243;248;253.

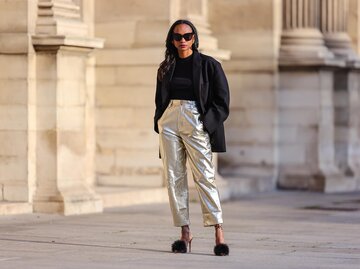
0;0;105;215
0;0;37;203
94;0;168;187
277;0;360;192
208;0;281;192
31;0;104;214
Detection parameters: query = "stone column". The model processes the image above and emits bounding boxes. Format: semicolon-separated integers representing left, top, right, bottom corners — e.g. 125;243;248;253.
280;0;334;64
0;0;37;214
347;0;360;55
32;0;104;214
348;70;360;190
278;0;356;192
319;0;360;191
320;0;359;61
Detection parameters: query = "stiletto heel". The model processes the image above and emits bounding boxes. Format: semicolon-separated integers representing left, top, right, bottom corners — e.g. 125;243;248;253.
188;237;193;253
214;224;229;256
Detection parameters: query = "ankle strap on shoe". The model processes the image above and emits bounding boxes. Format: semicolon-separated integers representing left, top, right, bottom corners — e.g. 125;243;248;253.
181;225;190;231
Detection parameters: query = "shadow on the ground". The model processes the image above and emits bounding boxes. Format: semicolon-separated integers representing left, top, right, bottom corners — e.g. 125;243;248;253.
0;238;214;256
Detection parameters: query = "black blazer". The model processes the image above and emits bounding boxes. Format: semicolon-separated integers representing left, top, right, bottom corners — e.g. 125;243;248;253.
154;50;230;154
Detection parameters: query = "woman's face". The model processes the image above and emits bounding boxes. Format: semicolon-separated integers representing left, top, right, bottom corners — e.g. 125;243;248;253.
172;24;194;53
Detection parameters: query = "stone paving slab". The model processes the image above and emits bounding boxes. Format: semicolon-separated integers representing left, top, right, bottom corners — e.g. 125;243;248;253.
0;191;359;269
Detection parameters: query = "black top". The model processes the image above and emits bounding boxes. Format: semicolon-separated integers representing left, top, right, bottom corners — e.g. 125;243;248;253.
169;53;196;100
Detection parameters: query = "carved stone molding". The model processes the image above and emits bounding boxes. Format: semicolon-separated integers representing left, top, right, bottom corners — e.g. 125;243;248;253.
35;0;88;36
33;0;103;51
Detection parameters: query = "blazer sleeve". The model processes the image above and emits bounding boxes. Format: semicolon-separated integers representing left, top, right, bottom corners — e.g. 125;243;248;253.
203;61;230;134
154;75;162;134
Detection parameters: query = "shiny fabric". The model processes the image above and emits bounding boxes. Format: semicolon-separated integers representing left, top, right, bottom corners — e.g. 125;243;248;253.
158;99;223;227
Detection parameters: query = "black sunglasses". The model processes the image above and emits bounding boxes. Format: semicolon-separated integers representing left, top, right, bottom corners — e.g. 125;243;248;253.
172;32;194;41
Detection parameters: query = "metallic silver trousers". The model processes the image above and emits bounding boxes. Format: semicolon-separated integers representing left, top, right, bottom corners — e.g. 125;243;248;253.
158;99;223;227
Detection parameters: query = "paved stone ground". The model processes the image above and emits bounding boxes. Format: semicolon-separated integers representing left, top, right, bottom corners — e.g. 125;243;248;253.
0;190;359;269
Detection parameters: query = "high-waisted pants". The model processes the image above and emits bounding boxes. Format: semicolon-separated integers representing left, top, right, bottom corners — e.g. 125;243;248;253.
158;99;223;227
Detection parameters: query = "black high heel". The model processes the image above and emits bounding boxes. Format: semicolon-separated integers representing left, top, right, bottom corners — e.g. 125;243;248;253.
171;237;193;253
214;224;229;256
171;225;193;253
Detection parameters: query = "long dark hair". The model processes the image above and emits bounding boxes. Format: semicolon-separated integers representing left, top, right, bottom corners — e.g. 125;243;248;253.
157;19;199;81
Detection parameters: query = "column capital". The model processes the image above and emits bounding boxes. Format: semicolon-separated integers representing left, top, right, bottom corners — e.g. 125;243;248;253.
32;35;104;52
33;0;104;52
35;0;87;36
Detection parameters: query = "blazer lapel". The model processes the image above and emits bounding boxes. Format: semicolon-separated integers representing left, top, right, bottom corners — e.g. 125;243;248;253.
192;51;204;113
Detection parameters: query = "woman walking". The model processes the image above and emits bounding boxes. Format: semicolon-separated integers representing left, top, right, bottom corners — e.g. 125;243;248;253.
154;19;230;256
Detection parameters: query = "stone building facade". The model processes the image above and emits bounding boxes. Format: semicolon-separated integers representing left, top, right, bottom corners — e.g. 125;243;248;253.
0;0;360;215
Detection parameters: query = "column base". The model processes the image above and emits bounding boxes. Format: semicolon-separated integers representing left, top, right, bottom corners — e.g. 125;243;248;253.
278;172;360;193
33;185;103;215
323;175;360;193
0;202;33;215
280;29;336;65
324;33;360;62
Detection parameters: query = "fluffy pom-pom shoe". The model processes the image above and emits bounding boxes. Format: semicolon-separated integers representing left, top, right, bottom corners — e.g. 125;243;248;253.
214;224;229;256
214;243;229;256
171;238;193;253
